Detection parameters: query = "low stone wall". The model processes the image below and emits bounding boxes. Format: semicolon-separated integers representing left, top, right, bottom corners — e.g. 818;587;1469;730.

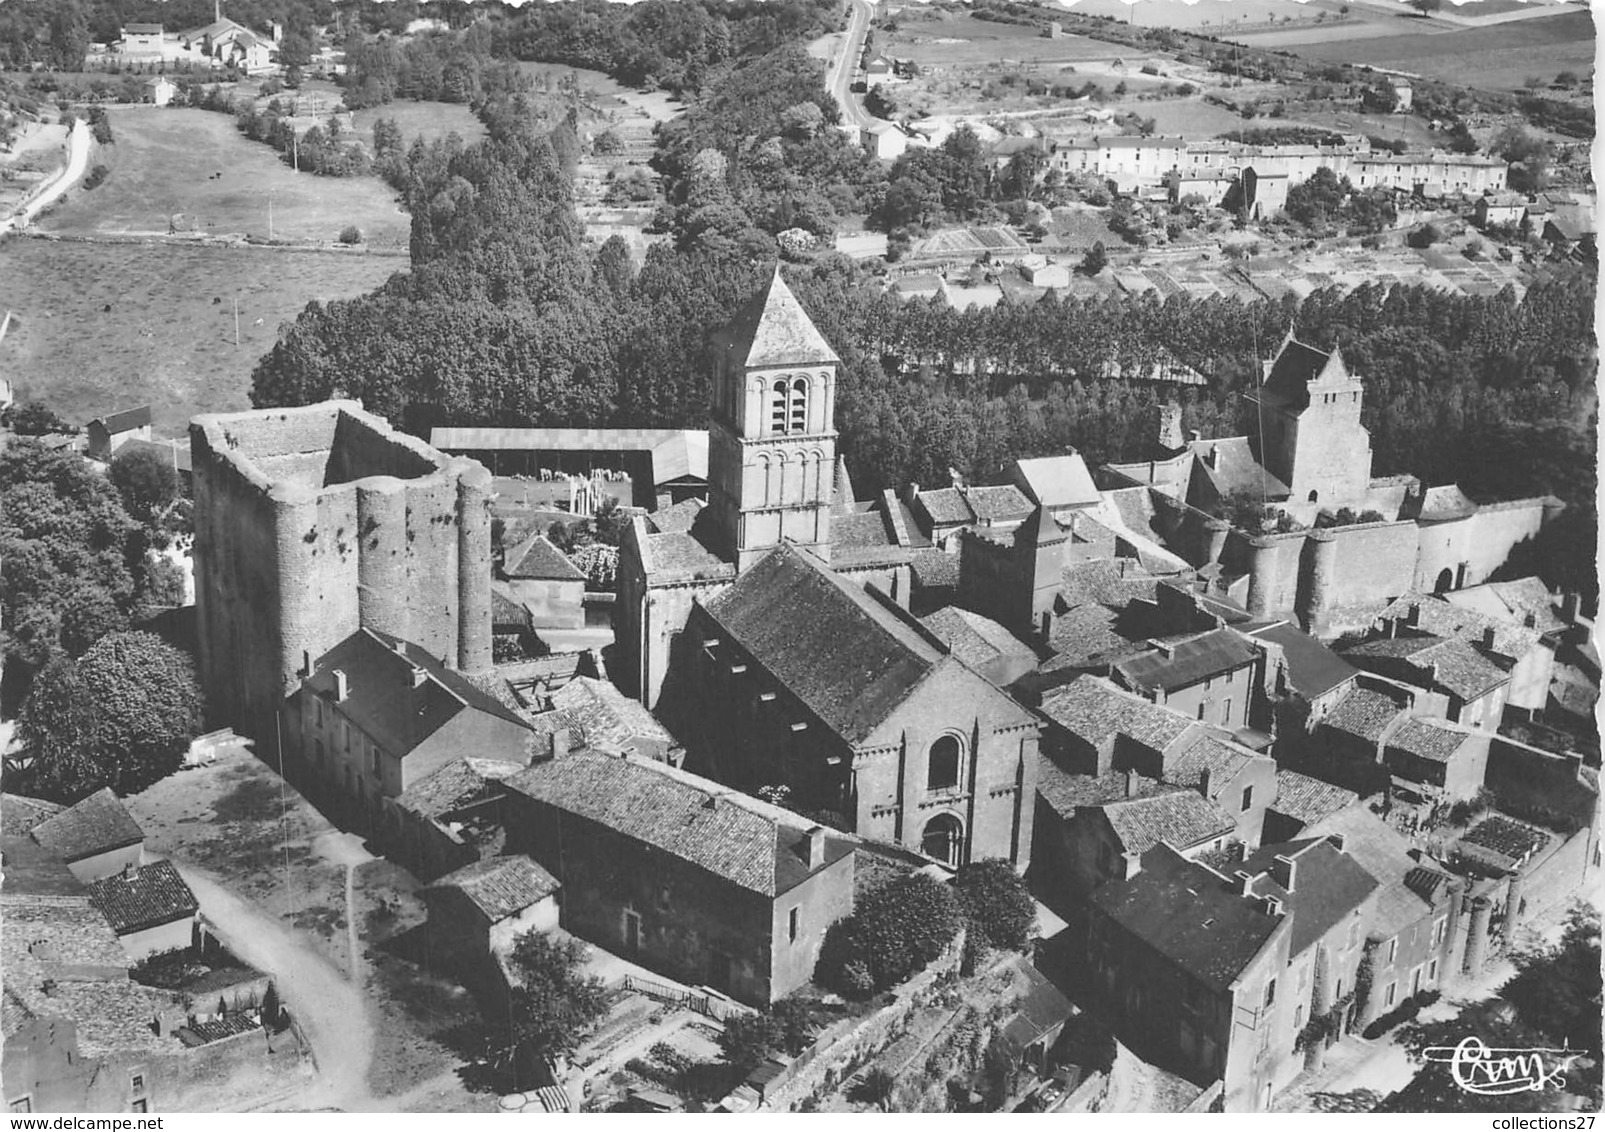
759;930;967;1111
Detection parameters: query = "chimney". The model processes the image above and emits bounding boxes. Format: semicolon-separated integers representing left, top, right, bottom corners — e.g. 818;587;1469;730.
1234;869;1255;896
333;669;349;702
1198;766;1213;799
1187;429;1202;445
271;19;283;42
1125;769;1140;798
1405;604;1421;628
805;825;827;871
1270;852;1297;893
1206;445;1221;470
550;728;570;760
410;665;428;689
1262;895;1284;916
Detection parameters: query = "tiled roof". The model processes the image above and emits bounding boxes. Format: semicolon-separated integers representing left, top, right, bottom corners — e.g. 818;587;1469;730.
1378;595;1542;662
909;548;960;588
647;498;705;535
1166;734;1254;792
0;835;86;897
1342;634;1509;701
2;986;37;1038
1323;685;1411;744
1444;579;1567;635
507;750;853;896
2;895;129;973
182;1014;263;1045
1012;455;1099;510
995;956;1075;1059
1386;718;1471;763
528;676;676;753
429;854;560;921
966;484;1034;524
831;509;908;568
1092;845;1282;991
86;860;198;935
1271;770;1360;828
92;406;152;434
1417;484;1479;522
1189;437;1291;503
1259;339;1347;414
1036;759;1169;818
31;788;144;863
713;269;840;369
919;607;1035;670
640;530;735;584
1102;789;1235;855
506;533;585;582
1043;603;1146;671
40;979;179;1057
702;543;943;744
492;586;532;629
2;793;65;836
916;487;974;526
1114;629;1259;695
1038;676;1195;753
1305;807;1434;937
305;628;532;758
393;756;525;819
1249;623;1358;699
1241;838;1379;958
1058;560;1162;611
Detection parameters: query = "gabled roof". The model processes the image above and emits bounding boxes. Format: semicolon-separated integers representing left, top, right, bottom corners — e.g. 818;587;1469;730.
505;532;585;582
2;793;65;836
1249;622;1358;699
527;676;677;754
647;497;705;535
919;607;1036;671
1240;838;1379;959
2;895;130;974
701;542;943;744
650;430;708;484
31;788;144;864
967;484;1034;524
86;860;198;935
1270;770;1360;829
1113;629;1259;695
1188;436;1291;503
90;406;151;434
1378;594;1543;661
915;486;974;526
507;750;853;897
995;956;1075;1060
305;628;532;758
713;269;840;370
1042;602;1147;673
1258;338;1354;414
1342;634;1509;702
1386;717;1474;764
1304;807;1438;937
1417;484;1479;522
1013;455;1100;509
1444;578;1567;636
1092;844;1282;991
1036;761;1169;818
1101;789;1236;855
1166;734;1256;793
1038;675;1196;753
428;854;560;922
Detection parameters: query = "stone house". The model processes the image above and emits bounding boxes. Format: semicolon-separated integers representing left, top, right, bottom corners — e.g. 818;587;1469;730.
87;406;152;461
85;860;200;963
500;532;585;630
525;675;683;765
677;541;1042;869
1341;633;1510;732
503;750;856;1007
1247;621;1358;728
1381;718;1490;808
30;789;145;884
1111;628;1265;733
421;855;561;977
1085;836;1379;1112
385;756;525;883
144;76;178;107
1379;591;1558;720
1262;770;1359;844
296;628;534;828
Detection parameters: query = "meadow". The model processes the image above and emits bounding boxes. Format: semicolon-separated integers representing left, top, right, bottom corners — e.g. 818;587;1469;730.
886;15;1139;68
0;237;400;434
349;100;487;148
38;107;413;247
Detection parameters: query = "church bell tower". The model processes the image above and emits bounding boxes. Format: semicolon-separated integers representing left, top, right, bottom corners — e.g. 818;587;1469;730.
708;269;840;571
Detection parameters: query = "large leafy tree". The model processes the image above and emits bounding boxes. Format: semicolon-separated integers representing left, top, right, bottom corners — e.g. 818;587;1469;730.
503;930;609;1062
817;872;961;996
18;630;203;801
0;440;136;668
109;444;181;526
953;859;1036;955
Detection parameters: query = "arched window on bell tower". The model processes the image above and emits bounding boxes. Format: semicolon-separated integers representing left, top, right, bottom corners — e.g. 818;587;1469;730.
790;377;809;435
769;380;788;435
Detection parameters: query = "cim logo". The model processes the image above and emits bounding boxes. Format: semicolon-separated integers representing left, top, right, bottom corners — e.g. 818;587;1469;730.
1422;1037;1588;1097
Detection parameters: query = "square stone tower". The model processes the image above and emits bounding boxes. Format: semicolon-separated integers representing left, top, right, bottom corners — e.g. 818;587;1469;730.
190;401;493;749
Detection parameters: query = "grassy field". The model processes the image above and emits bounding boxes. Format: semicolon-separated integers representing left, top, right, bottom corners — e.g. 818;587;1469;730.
1272;9;1595;91
0;236;399;434
1056;0;1353;29
38;107;413;246
887;15;1136;67
350;100;487;148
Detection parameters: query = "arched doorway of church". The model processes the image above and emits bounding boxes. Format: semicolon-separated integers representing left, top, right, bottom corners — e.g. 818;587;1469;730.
1434;568;1453;594
921;813;964;867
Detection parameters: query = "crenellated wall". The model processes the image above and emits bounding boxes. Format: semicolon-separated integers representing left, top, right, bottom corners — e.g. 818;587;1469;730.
191;402;493;751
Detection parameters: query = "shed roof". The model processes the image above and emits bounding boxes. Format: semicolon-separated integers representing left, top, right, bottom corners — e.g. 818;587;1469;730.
429;854;560;922
1012;455;1099;509
90;406;152;434
1323;684;1412;745
31;788;144;864
1101;789;1236;855
919;607;1036;671
86;859;199;935
1270;770;1360;829
1114;629;1259;695
1038;675;1196;753
1387;717;1473;764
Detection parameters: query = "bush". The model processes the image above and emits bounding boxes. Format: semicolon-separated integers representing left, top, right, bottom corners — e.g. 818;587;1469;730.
953;859;1035;955
1407;223;1441;248
816;873;961;997
83;163;110;190
338;225;363;245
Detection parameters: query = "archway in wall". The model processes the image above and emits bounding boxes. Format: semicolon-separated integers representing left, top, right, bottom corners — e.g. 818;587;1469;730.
1434;568;1453;594
921;813;964;867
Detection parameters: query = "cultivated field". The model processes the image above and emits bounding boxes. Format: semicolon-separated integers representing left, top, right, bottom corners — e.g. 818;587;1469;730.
887;15;1137;68
0;236;400;434
38;107;413;246
350;100;487;148
1056;0;1354;30
1266;9;1595;92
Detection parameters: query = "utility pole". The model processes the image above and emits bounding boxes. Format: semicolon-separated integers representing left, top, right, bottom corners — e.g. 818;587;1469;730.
268;192;273;239
233;296;240;346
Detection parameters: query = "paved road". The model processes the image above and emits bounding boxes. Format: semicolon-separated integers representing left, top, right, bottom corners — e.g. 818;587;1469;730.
176;862;379;1111
826;0;878;131
4;119;89;233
